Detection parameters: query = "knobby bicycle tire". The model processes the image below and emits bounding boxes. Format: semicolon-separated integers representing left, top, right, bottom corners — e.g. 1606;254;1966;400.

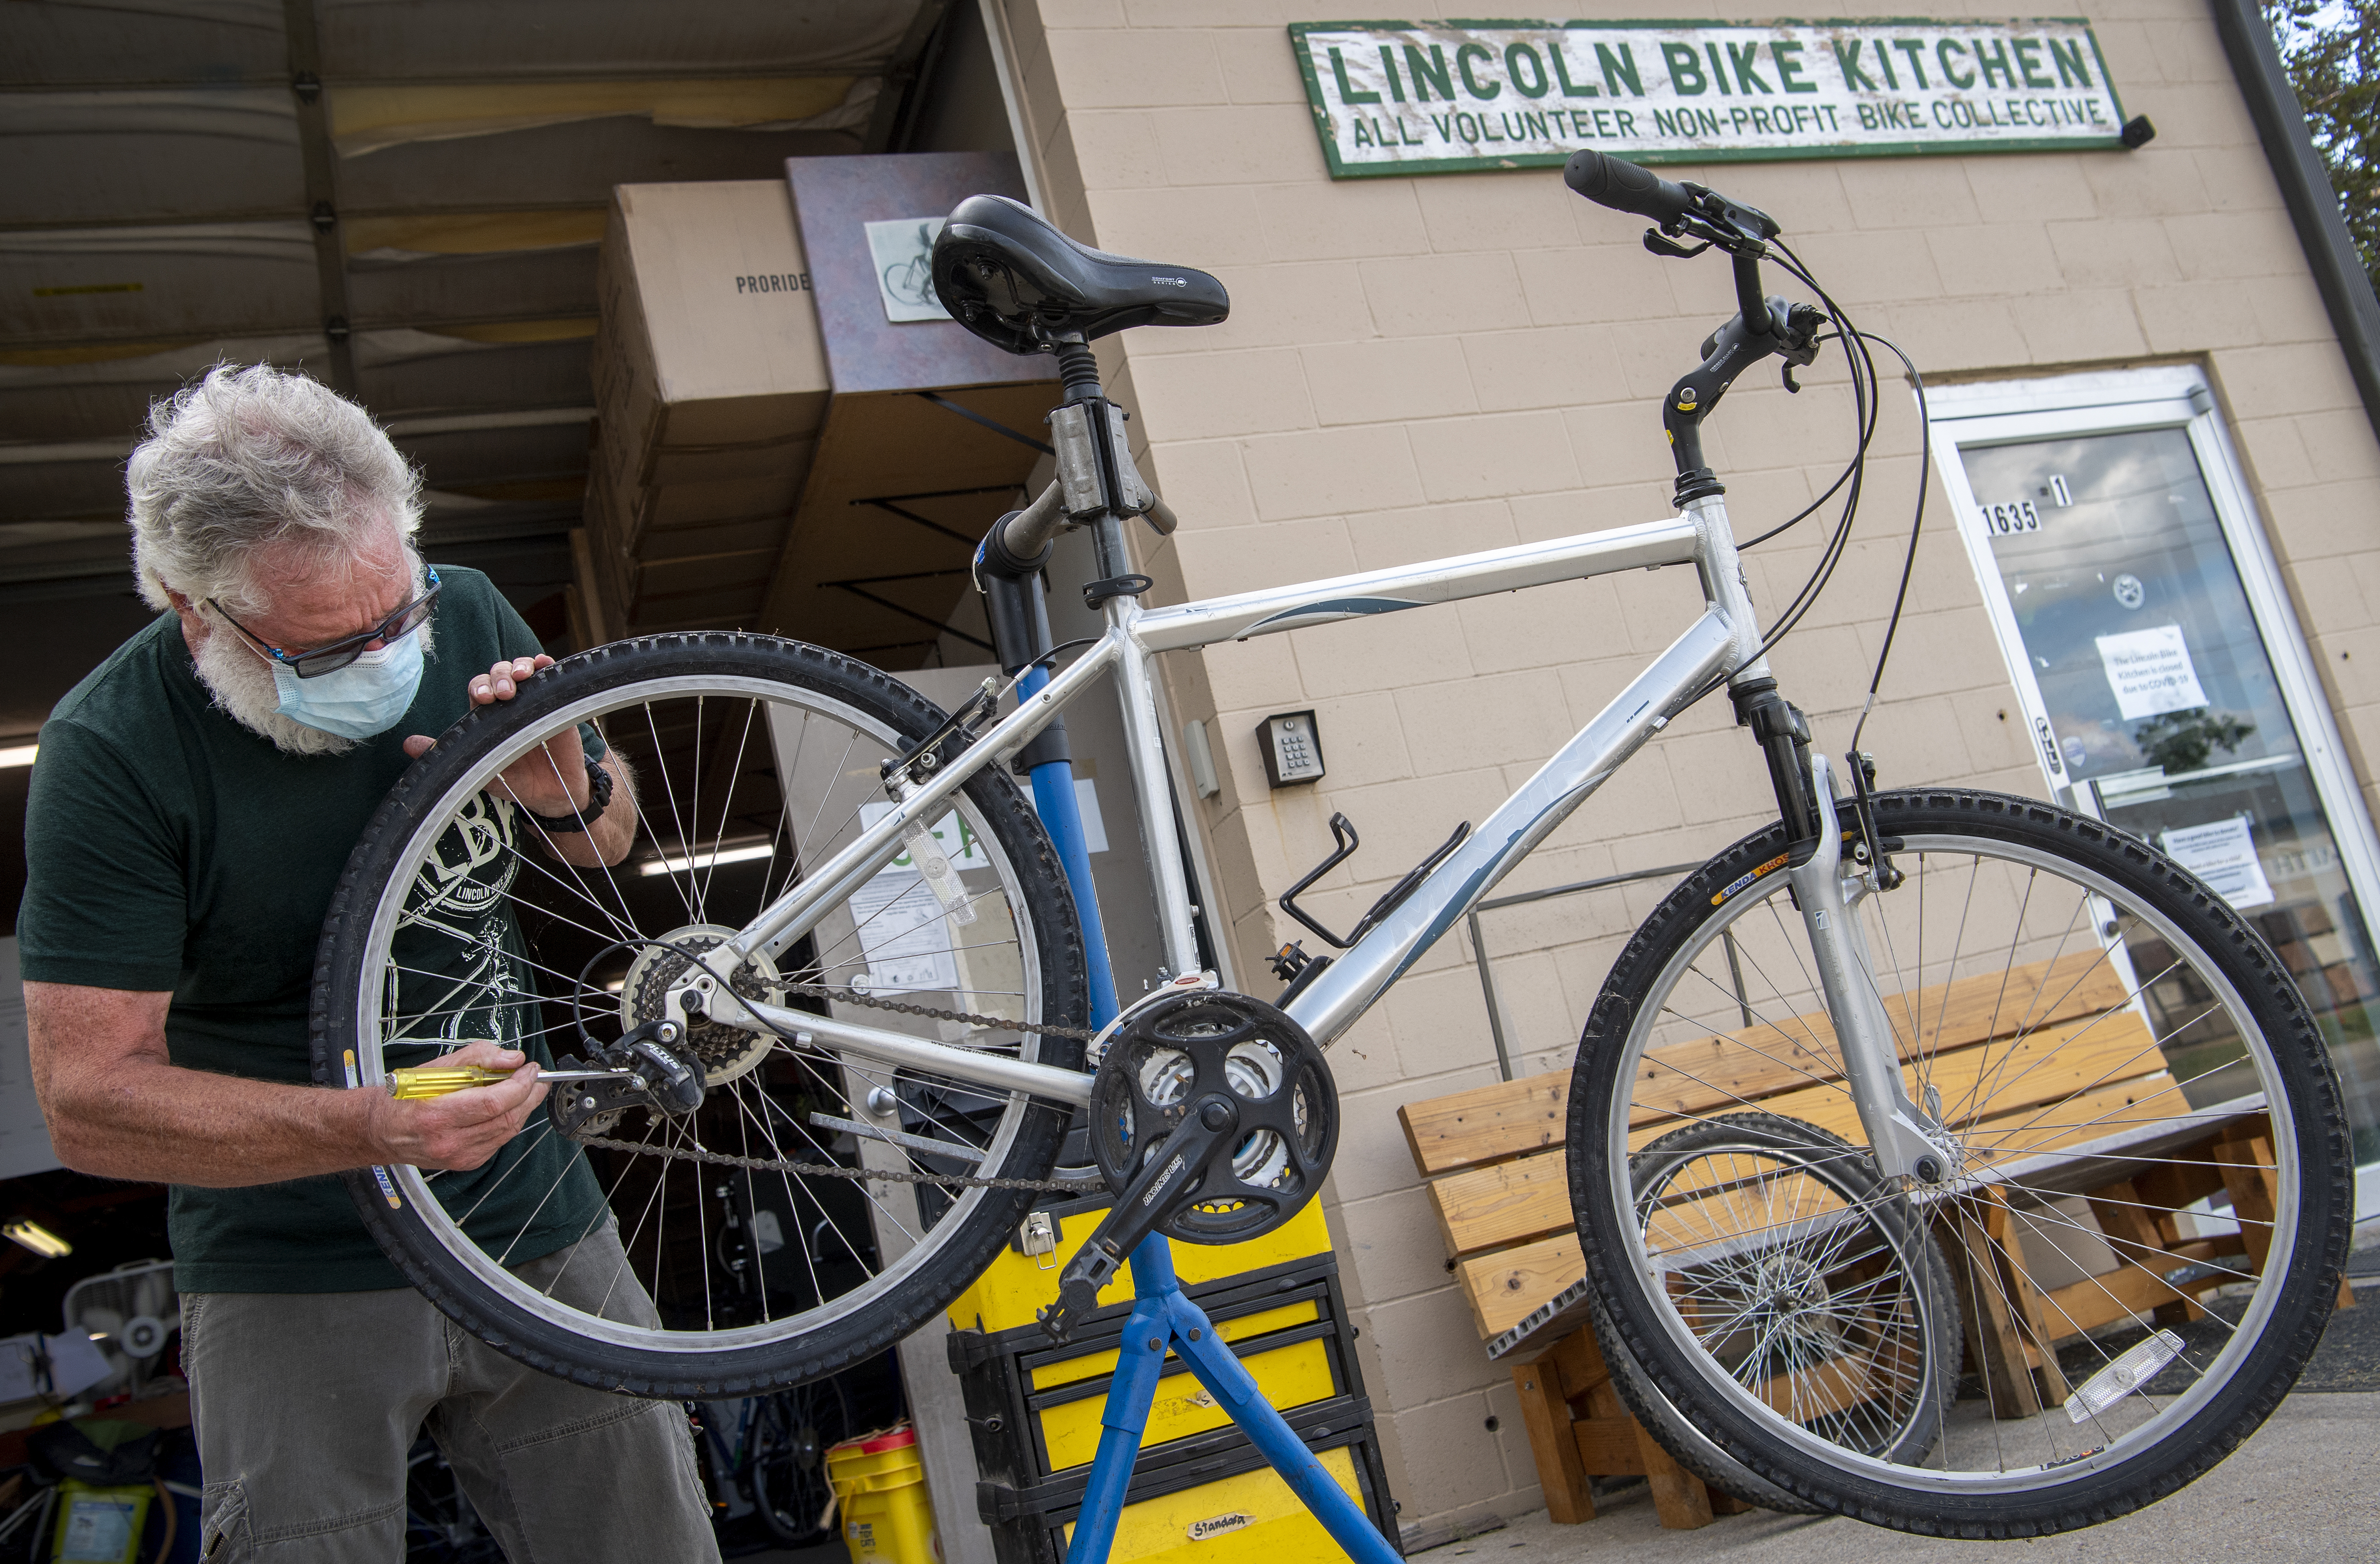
1568;788;2352;1536
310;633;1089;1396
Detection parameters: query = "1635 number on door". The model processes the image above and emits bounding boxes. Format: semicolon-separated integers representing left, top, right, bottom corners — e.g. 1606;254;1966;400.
1979;498;2043;534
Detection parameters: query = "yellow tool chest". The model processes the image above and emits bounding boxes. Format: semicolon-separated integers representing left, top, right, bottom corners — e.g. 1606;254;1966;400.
1064;1445;1367;1564
945;1193;1334;1336
942;1192;1400;1564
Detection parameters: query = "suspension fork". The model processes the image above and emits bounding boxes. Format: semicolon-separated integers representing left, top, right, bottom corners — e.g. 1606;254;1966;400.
1727;673;1946;1184
1782;754;1951;1184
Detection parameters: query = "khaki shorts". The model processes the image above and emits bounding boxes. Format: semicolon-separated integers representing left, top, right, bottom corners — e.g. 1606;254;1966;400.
182;1224;720;1563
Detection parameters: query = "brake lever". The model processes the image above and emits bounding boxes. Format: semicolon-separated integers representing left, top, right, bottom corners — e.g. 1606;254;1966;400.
1778;303;1829;393
1643;229;1710;260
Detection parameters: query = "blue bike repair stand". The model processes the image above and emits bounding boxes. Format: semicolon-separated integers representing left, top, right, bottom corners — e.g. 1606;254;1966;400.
1013;694;1401;1564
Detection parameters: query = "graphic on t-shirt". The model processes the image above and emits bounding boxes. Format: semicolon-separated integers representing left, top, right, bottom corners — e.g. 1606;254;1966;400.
392;790;536;1050
410;790;522;916
432;918;530;1046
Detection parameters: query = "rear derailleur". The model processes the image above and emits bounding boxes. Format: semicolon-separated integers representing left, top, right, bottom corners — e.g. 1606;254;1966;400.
548;1018;709;1142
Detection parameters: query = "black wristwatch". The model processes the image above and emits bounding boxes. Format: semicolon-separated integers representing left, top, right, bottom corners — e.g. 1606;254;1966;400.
521;755;613;834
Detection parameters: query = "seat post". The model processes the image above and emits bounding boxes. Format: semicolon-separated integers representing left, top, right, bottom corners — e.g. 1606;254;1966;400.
1051;331;1104;404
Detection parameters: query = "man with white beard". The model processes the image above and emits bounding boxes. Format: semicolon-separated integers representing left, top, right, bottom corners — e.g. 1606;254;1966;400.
16;365;720;1562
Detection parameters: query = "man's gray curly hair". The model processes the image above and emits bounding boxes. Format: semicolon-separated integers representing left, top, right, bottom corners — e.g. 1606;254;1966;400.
127;364;423;616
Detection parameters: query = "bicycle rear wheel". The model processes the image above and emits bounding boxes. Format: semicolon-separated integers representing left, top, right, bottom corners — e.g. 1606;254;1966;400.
311;633;1089;1396
1569;788;2351;1535
749;1379;850;1545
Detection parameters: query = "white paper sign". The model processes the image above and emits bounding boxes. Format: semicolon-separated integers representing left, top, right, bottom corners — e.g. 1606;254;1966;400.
62;1496;136;1562
847;872;959;995
2160;816;2275;910
2096;624;2208;721
864;217;950;323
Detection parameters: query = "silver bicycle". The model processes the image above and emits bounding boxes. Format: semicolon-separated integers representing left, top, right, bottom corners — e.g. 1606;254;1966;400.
310;160;2352;1536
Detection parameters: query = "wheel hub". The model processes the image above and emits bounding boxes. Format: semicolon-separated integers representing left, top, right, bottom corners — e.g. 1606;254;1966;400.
619;925;781;1088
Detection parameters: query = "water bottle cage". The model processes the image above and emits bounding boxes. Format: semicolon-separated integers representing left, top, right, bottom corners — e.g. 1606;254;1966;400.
1276;812;1472;951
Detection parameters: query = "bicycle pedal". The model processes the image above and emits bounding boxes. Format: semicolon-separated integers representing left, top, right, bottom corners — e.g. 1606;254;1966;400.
1267;941;1335;1006
1037;1254;1117;1344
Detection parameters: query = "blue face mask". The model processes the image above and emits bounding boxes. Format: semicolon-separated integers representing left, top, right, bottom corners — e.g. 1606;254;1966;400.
270;632;426;740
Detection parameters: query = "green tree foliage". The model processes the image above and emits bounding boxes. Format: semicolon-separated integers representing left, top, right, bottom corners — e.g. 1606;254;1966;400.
2268;0;2380;296
2135;707;2255;775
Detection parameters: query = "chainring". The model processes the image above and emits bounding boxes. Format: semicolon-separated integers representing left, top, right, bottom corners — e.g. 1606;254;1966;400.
1088;989;1337;1244
620;925;781;1086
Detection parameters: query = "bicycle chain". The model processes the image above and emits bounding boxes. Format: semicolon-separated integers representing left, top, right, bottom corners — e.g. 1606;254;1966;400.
578;977;1105;1191
577;1133;1100;1193
771;978;1102;1043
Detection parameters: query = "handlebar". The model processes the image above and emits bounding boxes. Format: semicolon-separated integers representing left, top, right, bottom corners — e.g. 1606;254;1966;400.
1561;151;1822;504
1563;149;1696;226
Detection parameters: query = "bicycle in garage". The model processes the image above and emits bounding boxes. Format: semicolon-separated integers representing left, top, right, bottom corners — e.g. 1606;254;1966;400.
310;153;2354;1544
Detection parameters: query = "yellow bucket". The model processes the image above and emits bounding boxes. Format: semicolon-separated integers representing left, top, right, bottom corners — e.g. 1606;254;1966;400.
826;1425;941;1564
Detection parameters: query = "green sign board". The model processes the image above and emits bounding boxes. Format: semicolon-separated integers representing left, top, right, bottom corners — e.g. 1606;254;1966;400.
1289;18;2128;177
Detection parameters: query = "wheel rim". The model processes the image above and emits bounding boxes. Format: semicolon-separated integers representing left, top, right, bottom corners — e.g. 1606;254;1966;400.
344;671;1063;1355
1603;829;2306;1493
1633;1119;1951;1463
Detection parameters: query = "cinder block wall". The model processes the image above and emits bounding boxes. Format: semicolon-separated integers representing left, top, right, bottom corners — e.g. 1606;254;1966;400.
988;0;2380;1533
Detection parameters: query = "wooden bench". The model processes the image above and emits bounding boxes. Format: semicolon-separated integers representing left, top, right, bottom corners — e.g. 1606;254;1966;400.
1401;950;2352;1518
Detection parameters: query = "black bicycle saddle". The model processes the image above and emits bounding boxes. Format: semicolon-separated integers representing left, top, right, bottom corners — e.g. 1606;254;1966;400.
932;194;1229;354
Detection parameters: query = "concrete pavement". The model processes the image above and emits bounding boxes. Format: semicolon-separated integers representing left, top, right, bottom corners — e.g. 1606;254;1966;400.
1415;1391;2380;1564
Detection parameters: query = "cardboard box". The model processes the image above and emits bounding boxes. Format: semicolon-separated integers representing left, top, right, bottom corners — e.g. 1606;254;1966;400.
755;151;1058;651
590;179;828;604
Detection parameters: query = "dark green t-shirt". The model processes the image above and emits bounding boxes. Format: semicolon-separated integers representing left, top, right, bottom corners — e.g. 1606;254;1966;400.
18;565;605;1294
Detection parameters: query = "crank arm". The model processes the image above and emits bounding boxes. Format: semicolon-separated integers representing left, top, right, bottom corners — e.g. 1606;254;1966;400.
1039;1095;1237;1342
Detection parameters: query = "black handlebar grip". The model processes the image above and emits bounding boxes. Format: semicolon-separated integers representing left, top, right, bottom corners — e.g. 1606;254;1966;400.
1563;149;1696;226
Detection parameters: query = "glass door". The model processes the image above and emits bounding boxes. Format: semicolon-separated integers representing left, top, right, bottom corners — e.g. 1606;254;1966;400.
1934;368;2380;1181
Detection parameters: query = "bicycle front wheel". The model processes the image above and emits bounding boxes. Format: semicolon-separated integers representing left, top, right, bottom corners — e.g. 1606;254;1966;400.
311;633;1089;1396
1569;788;2351;1535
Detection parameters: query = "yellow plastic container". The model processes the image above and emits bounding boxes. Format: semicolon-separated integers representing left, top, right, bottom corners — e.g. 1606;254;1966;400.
50;1481;152;1564
826;1426;941;1564
1035;1319;1339;1471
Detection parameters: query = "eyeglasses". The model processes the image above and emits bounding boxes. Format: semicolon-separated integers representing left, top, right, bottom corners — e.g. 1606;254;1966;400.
211;566;442;678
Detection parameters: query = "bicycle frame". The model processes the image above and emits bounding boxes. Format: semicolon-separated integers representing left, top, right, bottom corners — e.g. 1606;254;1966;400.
699;499;1757;1068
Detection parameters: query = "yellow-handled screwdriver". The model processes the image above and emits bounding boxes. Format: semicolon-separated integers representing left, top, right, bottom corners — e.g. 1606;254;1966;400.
386;1064;641;1100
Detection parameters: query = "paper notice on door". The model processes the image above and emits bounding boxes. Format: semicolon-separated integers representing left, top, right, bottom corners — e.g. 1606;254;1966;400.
2096;624;2210;721
2160;816;2276;910
847;871;959;994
